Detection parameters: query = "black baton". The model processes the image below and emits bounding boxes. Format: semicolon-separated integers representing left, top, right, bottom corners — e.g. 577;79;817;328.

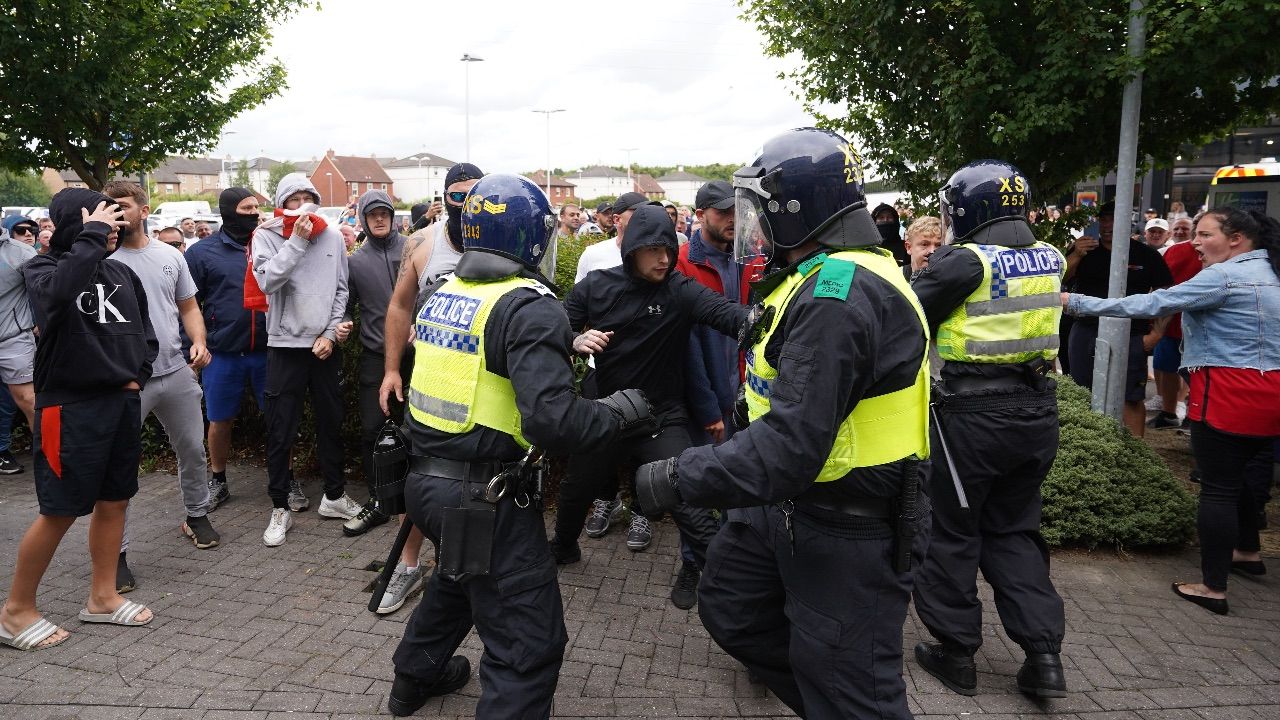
929;403;970;511
368;517;416;613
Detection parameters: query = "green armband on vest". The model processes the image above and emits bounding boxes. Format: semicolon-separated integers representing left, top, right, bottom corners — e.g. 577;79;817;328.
813;257;856;300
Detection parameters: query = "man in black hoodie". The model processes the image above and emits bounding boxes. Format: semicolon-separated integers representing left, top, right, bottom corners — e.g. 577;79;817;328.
0;189;158;651
341;189;409;537
550;204;747;607
874;202;910;266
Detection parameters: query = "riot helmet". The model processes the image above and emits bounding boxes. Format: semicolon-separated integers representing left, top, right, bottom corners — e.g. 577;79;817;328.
938;160;1032;242
461;174;558;279
732;127;880;265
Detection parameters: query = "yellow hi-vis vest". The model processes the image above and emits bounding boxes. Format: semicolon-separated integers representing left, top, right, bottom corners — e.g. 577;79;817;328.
935;242;1066;364
744;249;930;480
408;275;552;448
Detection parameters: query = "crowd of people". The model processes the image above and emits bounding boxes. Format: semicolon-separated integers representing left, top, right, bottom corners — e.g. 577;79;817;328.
0;133;1275;720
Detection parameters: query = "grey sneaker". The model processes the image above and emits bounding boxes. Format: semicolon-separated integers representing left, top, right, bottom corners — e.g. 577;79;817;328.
626;514;652;551
287;474;309;512
207;476;230;510
378;562;423;615
585;499;616;538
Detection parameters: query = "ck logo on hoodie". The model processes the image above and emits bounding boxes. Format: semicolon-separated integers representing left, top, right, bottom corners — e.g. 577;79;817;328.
77;283;131;324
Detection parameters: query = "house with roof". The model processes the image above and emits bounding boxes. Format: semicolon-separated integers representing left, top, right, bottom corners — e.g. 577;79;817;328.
309;150;395;206
568;165;632;200
219;156;286;197
632;173;665;201
382;152;456;204
527;170;577;206
656;168;709;206
42;156;223;196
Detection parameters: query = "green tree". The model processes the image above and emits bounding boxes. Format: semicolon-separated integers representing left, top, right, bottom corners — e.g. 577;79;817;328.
0;0;313;189
0;169;51;206
232;159;252;190
266;161;299;202
745;0;1280;201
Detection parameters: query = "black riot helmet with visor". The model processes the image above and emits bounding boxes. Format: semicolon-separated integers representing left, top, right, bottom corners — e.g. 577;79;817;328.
732;127;882;265
938;159;1033;243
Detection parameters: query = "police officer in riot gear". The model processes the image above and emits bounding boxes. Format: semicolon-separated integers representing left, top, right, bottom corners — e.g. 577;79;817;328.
384;174;654;718
910;160;1068;698
634;127;932;720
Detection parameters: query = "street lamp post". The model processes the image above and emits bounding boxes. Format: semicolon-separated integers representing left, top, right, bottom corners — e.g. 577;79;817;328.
218;130;237;189
532;109;566;201
620;147;638;181
460;54;485;161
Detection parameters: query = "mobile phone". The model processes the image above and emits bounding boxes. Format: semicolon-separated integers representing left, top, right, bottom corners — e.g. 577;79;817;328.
1084;220;1099;238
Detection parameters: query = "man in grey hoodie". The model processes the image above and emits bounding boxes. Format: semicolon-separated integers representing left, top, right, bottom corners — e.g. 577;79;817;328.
252;173;361;547
341;189;409;538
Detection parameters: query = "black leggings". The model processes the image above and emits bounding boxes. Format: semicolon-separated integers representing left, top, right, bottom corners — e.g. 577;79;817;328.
1189;421;1277;591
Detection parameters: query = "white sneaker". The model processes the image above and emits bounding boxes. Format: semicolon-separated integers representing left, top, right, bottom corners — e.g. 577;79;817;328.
377;562;424;615
263;508;292;546
1176;400;1187;420
318;492;362;520
1144;395;1164;412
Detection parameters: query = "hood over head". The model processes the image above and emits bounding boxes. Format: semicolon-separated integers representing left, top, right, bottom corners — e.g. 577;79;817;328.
358;190;397;242
274;172;322;208
48;187;112;257
2;215;38;238
410;202;430;226
621;204;678;278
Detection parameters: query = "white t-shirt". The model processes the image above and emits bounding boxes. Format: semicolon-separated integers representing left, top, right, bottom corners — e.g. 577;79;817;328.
110;239;197;377
574;238;623;282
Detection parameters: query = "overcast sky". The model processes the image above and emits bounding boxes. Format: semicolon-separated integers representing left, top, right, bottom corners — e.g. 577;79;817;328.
214;0;818;175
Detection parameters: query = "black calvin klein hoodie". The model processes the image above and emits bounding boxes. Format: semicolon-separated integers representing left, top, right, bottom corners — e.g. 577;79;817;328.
24;189;157;408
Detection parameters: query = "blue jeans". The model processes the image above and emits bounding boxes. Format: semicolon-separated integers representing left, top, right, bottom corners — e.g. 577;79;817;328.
0;385;17;453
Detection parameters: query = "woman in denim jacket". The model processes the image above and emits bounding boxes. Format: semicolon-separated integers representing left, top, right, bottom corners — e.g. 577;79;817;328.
1064;208;1280;616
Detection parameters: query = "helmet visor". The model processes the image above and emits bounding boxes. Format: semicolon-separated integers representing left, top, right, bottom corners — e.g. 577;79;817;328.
733;188;773;264
937;186;955;244
536;213;557;280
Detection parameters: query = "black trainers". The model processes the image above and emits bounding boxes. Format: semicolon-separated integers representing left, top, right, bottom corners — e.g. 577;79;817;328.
388;656;472;716
343;498;390;537
549;535;581;565
670;562;700;609
207;475;230;510
182;515;220;549
1147;411;1180;430
914;642;977;696
116;552;136;594
1016;652;1067;698
0;451;23;475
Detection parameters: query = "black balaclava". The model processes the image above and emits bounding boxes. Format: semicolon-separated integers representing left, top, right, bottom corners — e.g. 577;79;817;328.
219;187;257;244
444;162;483;251
48;188;112;257
409;203;430;231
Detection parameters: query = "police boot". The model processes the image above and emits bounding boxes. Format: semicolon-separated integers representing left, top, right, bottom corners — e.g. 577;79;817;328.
1016;652;1067;699
388;656;472;716
914;642;977;696
548;534;581;565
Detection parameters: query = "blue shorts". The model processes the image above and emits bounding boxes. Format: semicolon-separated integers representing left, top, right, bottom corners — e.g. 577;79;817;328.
203;351;267;422
1152;336;1182;374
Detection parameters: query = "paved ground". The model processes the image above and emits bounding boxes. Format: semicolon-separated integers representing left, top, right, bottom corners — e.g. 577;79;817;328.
0;460;1278;719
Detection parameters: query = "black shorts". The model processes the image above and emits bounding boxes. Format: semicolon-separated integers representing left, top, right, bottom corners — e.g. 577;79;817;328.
34;391;142;517
1067;323;1148;403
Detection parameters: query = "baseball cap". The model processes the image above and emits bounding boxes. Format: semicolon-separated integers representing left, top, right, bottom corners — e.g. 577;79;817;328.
695;180;734;211
596;202;614;215
610;192;657;215
1145;218;1169;231
1144;208;1158;214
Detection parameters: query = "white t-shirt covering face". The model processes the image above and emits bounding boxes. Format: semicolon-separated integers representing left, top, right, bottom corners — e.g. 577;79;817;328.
110;238;198;377
574;238;623;282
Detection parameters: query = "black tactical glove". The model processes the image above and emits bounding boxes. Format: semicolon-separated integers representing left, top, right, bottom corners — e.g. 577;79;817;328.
732;384;750;430
737;303;775;353
635;457;681;514
598;388;657;438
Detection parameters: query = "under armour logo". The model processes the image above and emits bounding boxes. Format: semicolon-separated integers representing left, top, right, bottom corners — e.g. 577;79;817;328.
647;305;663;315
76;283;131;324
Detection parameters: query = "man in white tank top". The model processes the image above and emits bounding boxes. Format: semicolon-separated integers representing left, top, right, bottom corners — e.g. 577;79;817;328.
371;163;482;615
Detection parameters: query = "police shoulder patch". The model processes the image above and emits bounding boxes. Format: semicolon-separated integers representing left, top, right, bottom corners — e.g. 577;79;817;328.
813;257;856;300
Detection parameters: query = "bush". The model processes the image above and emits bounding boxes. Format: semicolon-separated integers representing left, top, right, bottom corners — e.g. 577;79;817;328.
1042;374;1196;548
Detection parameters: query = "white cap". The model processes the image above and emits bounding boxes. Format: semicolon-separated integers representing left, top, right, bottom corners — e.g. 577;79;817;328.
1145;218;1169;231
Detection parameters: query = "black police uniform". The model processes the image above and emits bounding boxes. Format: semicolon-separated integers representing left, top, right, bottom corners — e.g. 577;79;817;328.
676;240;931;720
391;251;626;719
909;220;1067;683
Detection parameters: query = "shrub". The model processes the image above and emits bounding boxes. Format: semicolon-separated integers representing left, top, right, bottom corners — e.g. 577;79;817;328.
1042;375;1195;548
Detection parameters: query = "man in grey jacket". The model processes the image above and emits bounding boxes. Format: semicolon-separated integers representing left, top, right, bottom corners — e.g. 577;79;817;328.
341;189;408;537
252;173;361;547
0;218;39;451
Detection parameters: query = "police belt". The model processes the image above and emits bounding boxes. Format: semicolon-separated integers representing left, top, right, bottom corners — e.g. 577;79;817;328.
937;386;1056;414
409;455;505;484
793;494;892;519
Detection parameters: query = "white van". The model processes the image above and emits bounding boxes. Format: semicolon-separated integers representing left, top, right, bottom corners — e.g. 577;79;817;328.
153;200;211;217
1204;161;1280;220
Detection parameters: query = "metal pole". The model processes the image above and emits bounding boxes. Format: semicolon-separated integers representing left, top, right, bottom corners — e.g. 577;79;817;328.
460;54;484;162
532;109;565;200
1091;0;1145;422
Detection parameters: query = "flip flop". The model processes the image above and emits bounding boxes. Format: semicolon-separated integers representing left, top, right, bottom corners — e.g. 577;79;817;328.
0;617;69;651
78;599;152;626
